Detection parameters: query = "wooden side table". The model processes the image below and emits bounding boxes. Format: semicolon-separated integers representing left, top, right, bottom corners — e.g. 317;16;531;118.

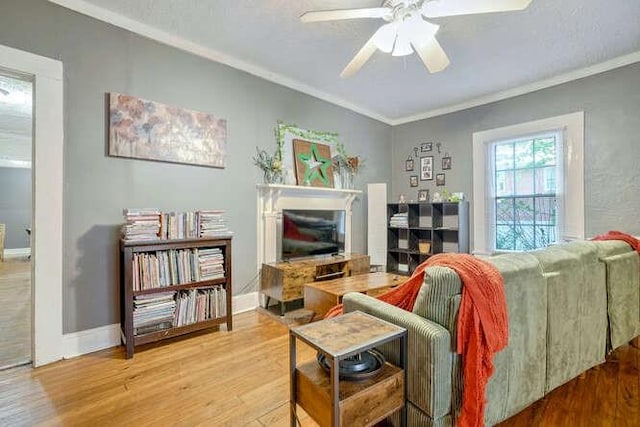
304;272;407;318
289;310;407;427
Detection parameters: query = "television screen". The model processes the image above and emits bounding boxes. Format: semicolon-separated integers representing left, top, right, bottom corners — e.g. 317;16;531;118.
281;209;345;261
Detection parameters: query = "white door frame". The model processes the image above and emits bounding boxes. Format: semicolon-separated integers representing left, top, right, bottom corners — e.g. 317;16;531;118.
0;44;64;367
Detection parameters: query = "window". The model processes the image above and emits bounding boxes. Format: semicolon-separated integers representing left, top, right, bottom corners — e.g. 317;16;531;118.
493;133;561;251
472;112;584;255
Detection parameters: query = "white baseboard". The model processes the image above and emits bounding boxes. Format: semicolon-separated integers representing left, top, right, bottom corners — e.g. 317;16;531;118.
62;292;260;359
232;291;259;314
63;323;121;359
3;247;31;259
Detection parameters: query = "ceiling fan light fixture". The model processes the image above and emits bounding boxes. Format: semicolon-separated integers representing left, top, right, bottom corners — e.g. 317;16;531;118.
372;22;398;53
392;23;414;56
405;15;440;44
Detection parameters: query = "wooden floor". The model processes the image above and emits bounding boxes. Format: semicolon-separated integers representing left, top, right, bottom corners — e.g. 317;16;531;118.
0;310;638;426
0;257;31;369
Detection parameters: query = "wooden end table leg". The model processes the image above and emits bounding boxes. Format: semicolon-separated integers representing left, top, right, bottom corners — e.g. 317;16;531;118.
331;356;340;427
290;332;297;427
400;334;408;427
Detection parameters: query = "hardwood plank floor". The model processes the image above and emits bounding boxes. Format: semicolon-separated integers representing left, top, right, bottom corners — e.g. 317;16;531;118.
0;257;31;369
0;310;638;426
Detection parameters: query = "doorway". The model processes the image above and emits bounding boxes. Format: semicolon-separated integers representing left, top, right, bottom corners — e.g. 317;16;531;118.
0;44;63;367
0;73;33;369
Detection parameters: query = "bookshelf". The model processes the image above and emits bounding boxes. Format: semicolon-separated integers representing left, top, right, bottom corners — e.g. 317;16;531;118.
387;202;469;275
120;237;232;358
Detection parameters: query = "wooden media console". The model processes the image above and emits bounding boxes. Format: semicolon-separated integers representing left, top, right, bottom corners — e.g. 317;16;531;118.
260;253;370;314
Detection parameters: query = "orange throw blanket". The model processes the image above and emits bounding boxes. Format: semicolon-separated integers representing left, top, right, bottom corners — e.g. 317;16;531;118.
326;253;508;427
592;230;640;253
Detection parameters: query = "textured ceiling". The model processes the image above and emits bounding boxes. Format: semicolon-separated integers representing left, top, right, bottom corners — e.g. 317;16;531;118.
58;0;640;123
0;75;32;164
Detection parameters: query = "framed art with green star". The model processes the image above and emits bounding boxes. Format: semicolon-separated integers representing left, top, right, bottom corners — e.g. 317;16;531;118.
276;122;338;185
293;139;335;187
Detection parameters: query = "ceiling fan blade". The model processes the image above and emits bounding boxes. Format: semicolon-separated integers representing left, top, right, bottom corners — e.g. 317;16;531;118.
412;36;450;73
422;0;532;18
340;34;378;78
301;8;388;23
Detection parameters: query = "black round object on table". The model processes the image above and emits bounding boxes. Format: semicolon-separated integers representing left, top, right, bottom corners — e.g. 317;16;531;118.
316;349;385;381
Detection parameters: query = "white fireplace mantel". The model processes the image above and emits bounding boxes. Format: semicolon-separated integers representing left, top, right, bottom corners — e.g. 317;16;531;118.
256;184;362;270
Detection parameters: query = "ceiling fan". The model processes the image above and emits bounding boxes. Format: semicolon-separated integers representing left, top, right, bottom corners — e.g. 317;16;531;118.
300;0;533;78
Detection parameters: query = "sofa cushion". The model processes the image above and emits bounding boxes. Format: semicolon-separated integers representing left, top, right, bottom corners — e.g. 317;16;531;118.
601;251;640;348
531;246;596;392
482;252;547;425
555;241;608;370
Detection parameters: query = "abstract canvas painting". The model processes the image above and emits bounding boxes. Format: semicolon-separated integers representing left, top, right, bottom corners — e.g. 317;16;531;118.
109;93;227;168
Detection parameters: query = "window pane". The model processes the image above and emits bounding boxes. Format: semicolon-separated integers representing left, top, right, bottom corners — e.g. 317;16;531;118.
496;225;515;250
515;226;536;250
535;197;556;225
514;197;534;224
534;137;556;166
496;170;514;196
495;143;513;170
515;169;534;195
534;166;556;194
535;226;556;248
496;198;514;223
514;140;534;168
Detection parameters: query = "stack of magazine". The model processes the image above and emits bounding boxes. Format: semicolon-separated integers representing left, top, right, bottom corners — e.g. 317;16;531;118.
122;208;161;241
198;248;225;280
133;291;176;335
389;212;408;228
198;210;233;238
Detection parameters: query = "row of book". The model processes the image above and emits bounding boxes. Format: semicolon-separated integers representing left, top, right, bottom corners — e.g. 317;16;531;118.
132;247;225;291
121;208;233;241
132;287;227;336
174;286;227;328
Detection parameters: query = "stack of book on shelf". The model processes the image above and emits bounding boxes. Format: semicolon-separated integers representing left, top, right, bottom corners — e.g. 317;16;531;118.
132;248;226;291
389;212;408;228
160;211;199;240
133;291;176;335
198;248;225;280
198;210;233;238
174;286;227;327
122;208;161;241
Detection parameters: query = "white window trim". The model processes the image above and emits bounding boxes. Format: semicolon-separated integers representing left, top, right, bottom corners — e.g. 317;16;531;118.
472;112;584;255
0;44;64;367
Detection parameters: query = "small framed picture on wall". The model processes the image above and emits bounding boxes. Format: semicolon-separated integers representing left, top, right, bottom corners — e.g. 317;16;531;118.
420;156;433;180
436;173;446;186
442;156;451;170
410;175;418;187
421;142;432;152
418;189;429;202
405;158;414;171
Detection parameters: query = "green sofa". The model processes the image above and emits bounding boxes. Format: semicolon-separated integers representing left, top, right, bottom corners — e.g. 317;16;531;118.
342;240;640;426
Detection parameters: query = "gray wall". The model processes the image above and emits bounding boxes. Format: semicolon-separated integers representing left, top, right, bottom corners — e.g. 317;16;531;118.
0;0;392;333
0;167;31;249
392;62;640;245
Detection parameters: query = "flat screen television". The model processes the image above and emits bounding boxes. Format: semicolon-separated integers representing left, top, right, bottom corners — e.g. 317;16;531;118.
281;209;345;261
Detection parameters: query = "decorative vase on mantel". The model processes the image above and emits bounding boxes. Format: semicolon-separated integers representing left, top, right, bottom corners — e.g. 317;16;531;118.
340;167;355;190
263;169;284;185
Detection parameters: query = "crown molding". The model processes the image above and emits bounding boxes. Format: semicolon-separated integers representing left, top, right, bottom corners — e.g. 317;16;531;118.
46;0;392;124
46;1;640;127
389;50;640;126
